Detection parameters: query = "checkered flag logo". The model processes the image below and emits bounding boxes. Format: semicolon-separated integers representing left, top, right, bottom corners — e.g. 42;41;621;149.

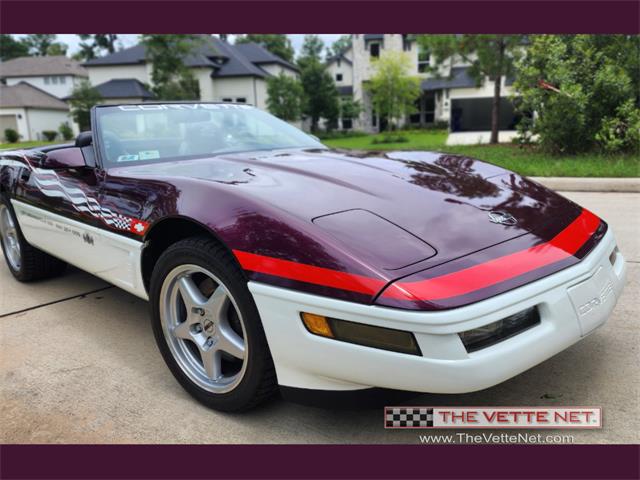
108;215;133;231
385;407;434;428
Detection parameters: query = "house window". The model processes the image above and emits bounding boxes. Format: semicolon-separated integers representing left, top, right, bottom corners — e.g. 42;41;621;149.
59;76;66;84
44;77;51;85
222;98;233;102
402;35;412;52
370;43;380;58
337;59;341;67
418;47;430;73
235;97;246;103
336;73;343;82
342;118;353;130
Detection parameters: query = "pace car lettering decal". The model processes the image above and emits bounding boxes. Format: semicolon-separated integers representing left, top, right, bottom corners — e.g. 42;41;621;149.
233;209;602;306
0;157;149;236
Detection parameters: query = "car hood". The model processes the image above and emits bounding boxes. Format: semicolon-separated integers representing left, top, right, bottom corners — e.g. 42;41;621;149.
114;148;581;275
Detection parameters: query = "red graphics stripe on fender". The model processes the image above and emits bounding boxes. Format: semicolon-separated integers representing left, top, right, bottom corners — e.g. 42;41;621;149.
232;250;386;296
233;209;601;302
382;209;601;302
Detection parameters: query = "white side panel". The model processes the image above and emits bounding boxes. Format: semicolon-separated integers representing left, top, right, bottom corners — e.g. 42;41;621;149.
11;200;148;300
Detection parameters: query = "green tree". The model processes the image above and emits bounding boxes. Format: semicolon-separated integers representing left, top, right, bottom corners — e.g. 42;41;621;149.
0;35;29;61
23;34;55;56
297;35;339;131
76;34;118;61
68;80;102;131
329;35;352;57
419;35;526;143
339;97;362;125
367;52;421;131
266;73;304;121
300;35;324;60
235;34;294;63
515;35;640;154
46;42;68;56
141;35;201;100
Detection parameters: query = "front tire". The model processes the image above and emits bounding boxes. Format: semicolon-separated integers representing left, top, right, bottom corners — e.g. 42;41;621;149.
0;197;67;282
149;236;277;412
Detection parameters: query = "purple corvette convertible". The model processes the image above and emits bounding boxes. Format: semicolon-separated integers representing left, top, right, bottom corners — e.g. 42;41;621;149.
0;103;626;411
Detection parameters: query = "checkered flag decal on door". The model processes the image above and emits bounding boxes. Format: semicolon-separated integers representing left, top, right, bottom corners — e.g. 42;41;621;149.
385;407;434;428
107;214;132;231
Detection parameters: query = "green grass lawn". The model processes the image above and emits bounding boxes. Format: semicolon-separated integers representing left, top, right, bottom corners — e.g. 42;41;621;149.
0;141;57;150
324;130;639;178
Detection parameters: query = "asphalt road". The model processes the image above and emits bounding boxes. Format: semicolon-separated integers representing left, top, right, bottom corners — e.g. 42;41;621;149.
1;192;638;444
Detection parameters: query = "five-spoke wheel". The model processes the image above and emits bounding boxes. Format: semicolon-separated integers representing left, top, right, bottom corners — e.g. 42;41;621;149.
150;236;277;411
160;265;248;393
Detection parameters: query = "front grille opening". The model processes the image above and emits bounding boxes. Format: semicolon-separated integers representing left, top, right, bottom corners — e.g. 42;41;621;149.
459;306;541;353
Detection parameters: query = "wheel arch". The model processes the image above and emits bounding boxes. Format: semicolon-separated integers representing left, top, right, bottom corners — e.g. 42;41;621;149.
141;216;243;294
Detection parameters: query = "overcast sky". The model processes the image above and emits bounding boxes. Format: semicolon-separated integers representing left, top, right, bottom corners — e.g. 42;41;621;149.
19;34;346;57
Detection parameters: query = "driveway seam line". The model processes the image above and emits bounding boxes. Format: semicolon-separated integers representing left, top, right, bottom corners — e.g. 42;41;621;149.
0;286;114;319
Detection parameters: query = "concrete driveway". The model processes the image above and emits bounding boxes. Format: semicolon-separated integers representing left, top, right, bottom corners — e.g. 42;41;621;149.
1;192;638;444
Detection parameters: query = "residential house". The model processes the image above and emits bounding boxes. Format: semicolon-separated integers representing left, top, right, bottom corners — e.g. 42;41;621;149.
326;49;355;130
0;82;76;142
337;34;519;143
83;36;299;109
0;56;88;99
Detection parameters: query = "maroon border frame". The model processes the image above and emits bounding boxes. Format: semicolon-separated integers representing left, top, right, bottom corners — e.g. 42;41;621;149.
1;444;639;479
1;1;639;34
1;1;638;479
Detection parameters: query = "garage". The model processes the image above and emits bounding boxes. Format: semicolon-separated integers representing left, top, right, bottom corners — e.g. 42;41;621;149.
450;97;519;132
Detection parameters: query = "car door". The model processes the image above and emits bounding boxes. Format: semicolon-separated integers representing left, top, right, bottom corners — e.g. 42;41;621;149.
11;146;148;298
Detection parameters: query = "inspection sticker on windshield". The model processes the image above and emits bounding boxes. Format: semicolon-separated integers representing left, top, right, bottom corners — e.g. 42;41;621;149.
139;150;160;160
117;154;139;162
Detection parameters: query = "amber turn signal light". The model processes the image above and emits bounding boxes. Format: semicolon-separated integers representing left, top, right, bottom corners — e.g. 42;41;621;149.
300;312;421;356
301;312;334;338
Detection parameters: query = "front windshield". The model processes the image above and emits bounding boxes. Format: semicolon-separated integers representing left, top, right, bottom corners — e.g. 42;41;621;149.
94;103;325;167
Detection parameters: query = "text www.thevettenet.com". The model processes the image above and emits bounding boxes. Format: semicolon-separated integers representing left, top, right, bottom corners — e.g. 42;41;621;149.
419;432;575;444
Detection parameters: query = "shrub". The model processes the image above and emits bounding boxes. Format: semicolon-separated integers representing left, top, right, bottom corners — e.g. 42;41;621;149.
595;100;640;154
42;130;58;142
59;122;74;141
4;128;19;143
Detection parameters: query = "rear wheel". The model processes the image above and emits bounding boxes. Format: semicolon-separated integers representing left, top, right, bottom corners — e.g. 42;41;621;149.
149;236;277;412
0;197;67;281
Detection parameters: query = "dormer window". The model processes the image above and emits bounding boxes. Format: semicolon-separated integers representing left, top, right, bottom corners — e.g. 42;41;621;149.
370;43;380;58
418;47;430;73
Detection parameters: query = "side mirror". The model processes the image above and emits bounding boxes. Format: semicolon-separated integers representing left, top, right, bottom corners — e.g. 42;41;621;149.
75;131;93;148
41;147;87;169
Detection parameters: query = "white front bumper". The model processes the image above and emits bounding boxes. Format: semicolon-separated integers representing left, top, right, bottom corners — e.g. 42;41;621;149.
249;229;626;393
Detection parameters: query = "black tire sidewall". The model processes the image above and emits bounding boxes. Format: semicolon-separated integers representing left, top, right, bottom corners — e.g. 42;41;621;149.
149;238;275;412
0;195;27;280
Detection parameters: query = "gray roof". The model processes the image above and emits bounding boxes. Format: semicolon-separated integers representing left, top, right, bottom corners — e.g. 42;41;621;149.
421;66;478;91
364;34;384;41
84;37;296;78
0;56;87;78
337;85;353;96
93;79;153;99
326;53;352;66
0;82;69;110
235;43;298;71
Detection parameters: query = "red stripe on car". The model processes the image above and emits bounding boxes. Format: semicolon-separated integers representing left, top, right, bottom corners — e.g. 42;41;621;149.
233;209;601;302
382;209;601;301
232;250;386;295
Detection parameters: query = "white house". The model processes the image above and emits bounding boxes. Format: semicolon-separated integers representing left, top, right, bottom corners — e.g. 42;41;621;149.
83;36;299;110
335;34;520;143
0;56;88;99
0;82;76;142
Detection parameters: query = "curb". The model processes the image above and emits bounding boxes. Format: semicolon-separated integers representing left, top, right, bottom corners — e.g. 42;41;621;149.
530;177;640;193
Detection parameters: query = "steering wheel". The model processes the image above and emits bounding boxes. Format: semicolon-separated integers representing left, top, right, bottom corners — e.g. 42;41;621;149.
102;131;128;161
